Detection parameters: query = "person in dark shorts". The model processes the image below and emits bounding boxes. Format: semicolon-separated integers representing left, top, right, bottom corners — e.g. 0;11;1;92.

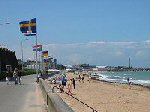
18;69;22;85
81;76;84;83
6;69;11;85
78;75;81;82
62;75;67;86
127;77;130;85
13;68;18;85
72;78;76;89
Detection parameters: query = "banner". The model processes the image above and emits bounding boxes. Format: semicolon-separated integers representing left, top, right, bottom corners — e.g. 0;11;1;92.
19;18;36;36
32;44;42;51
42;51;48;56
43;56;54;59
19;21;29;33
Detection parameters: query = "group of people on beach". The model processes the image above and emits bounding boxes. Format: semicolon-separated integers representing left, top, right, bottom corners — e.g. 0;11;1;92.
59;73;86;95
59;75;75;95
51;74;76;95
78;74;84;83
6;68;22;85
50;71;87;95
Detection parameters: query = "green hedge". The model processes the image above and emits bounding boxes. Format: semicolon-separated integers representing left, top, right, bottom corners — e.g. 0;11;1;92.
0;71;6;80
0;69;36;80
23;69;36;76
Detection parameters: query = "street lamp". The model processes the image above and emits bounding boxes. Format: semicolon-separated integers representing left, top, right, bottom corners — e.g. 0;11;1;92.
0;22;10;26
21;38;28;75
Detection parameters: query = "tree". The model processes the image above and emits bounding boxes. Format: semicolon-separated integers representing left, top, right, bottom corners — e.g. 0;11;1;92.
0;48;18;79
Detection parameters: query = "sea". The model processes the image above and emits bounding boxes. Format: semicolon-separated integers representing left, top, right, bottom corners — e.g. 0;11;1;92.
97;71;150;87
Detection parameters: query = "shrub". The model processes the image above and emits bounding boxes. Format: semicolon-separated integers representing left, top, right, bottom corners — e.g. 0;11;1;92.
23;69;36;76
0;71;6;80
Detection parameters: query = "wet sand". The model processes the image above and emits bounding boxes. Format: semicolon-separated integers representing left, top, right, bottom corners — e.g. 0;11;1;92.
47;72;150;112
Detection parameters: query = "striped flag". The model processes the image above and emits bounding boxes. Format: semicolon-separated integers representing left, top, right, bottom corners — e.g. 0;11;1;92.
48;56;54;59
32;44;42;51
43;56;54;59
19;21;29;33
19;18;36;36
42;51;48;56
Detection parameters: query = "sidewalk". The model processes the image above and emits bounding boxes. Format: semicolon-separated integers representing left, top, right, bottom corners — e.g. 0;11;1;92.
20;83;47;112
0;74;47;112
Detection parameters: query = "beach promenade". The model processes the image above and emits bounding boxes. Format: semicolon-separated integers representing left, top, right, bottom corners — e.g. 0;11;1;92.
49;72;150;112
0;74;47;112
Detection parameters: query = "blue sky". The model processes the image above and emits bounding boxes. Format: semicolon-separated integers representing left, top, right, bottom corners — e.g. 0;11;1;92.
0;0;150;67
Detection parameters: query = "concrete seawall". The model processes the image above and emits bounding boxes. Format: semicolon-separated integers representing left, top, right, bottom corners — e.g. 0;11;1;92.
39;79;74;112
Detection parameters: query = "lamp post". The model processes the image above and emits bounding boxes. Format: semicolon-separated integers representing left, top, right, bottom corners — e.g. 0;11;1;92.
0;22;10;26
21;38;28;75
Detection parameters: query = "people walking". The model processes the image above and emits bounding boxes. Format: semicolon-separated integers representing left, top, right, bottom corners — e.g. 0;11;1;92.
18;69;22;85
13;68;18;85
127;77;130;85
78;75;81;82
6;69;11;85
62;74;67;87
72;78;76;89
67;79;72;95
81;75;84;83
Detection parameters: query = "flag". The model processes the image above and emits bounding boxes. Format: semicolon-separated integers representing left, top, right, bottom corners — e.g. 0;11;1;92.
19;21;29;33
24;31;36;36
43;56;54;59
48;56;54;59
32;44;42;51
30;18;36;33
19;18;36;36
43;56;53;63
42;51;48;56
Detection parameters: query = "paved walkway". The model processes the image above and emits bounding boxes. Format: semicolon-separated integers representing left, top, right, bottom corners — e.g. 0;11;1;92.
0;74;47;112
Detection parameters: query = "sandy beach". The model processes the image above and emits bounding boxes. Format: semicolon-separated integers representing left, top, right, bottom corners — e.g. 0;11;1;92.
48;72;150;112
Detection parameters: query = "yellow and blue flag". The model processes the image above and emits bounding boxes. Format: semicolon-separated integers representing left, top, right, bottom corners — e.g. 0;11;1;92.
19;18;36;36
19;21;29;33
42;51;48;56
30;18;36;33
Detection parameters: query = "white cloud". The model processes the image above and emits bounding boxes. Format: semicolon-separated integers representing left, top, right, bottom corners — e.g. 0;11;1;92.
115;51;124;56
43;41;139;49
144;40;150;43
14;40;150;67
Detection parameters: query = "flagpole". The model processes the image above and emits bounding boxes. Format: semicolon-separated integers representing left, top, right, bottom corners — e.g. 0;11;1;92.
19;18;38;80
21;40;24;75
41;54;43;74
35;34;38;82
39;53;41;70
21;38;28;76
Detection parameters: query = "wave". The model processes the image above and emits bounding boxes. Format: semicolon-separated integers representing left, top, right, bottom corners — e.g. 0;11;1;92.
96;71;150;86
97;73;108;80
132;80;150;86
